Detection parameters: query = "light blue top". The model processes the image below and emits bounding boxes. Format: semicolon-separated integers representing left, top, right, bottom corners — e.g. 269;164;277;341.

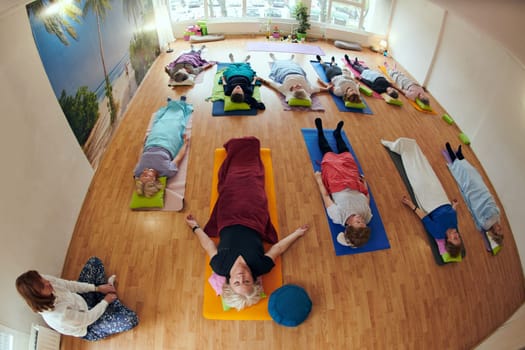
134;100;193;178
269;60;307;83
448;159;500;230
360;69;384;82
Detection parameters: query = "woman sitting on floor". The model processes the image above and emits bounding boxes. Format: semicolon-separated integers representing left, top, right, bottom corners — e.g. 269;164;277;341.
185;136;308;310
16;257;138;341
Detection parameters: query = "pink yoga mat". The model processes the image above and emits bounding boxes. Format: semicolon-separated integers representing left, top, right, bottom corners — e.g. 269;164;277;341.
247;42;325;56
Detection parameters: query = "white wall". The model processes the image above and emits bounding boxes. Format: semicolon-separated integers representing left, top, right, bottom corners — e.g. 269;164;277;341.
0;5;93;333
389;0;525;274
428;13;525;273
388;0;445;84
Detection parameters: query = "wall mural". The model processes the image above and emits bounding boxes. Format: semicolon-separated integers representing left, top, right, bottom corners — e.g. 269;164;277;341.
26;0;162;168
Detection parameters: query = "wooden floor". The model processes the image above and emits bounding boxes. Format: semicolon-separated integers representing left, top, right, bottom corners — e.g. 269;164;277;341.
61;37;524;349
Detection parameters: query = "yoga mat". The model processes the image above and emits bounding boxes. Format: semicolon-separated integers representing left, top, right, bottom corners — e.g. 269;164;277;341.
385;147;465;264
341;58;383;99
210;63;261;116
202;148;282;320
310;60;373;114
247;42;325;56
301;128;390;256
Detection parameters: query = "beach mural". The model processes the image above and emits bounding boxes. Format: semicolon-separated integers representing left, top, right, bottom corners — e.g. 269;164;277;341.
26;0;163;168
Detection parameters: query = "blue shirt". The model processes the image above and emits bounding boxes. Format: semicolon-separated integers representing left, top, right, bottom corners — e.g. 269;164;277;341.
421;204;458;239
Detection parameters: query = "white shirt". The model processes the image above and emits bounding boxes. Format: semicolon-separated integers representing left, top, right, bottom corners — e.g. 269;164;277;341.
268;74;320;101
331;69;359;97
40;275;108;337
326;189;372;225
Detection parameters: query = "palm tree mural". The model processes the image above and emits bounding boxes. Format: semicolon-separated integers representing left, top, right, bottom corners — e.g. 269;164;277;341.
82;0;119;125
26;0;82;46
122;0;144;28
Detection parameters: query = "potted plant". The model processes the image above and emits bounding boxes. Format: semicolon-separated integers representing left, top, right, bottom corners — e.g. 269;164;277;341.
294;2;310;41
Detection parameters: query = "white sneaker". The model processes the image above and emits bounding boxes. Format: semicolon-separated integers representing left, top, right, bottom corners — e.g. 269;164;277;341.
108;275;116;286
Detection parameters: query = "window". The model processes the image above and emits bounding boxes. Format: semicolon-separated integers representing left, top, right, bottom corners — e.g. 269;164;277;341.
169;0;391;35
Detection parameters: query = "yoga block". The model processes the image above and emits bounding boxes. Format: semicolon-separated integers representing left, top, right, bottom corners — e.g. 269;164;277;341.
359;85;372;96
459;133;470;145
442;114;454;124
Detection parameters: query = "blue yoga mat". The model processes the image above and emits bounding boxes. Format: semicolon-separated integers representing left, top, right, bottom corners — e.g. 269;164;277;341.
301;128;390;256
310;60;373;115
211;63;259;117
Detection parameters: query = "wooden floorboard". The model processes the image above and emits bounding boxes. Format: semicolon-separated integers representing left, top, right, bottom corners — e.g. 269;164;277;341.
61;37;524;350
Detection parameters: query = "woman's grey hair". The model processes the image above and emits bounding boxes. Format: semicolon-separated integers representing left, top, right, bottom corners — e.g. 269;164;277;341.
221;281;264;311
135;178;164;198
292;88;309;100
174;69;189;82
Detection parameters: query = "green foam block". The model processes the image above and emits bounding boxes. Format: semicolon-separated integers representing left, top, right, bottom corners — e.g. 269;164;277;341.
442;114;454;124
359;85;373;96
459;133;470;145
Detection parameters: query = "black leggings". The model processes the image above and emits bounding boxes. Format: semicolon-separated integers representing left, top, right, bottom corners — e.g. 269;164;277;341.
317;127;349;155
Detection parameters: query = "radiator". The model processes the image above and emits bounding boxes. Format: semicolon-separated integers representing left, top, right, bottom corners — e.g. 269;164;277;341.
29;324;60;350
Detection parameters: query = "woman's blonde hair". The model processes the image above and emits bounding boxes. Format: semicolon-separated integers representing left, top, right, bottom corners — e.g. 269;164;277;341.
221;281;264;311
292;89;309;100
135;178;164;198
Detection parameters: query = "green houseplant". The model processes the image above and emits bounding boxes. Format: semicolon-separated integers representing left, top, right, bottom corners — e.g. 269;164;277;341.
294;2;311;41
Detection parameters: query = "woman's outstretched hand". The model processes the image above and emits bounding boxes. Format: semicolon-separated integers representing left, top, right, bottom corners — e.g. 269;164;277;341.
294;224;310;237
401;195;414;208
185;214;199;229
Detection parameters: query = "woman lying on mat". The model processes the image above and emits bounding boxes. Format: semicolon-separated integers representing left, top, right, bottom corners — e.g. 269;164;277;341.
344;54;398;98
185;136;308;311
401;195;463;257
382;137;465;258
16;257;138;341
134;100;192;197
315;55;363;104
384;61;430;106
445;142;503;244
165;44;214;83
220;53;265;110
261;53;330;102
313;118;372;247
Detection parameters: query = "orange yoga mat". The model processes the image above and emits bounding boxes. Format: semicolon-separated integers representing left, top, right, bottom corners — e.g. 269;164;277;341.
202;148;282;320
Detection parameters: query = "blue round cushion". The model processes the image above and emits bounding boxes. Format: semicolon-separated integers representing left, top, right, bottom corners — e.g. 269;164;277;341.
268;284;312;327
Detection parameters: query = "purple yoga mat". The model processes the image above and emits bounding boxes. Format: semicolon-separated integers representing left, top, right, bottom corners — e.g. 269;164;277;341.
246;42;325;56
